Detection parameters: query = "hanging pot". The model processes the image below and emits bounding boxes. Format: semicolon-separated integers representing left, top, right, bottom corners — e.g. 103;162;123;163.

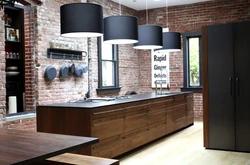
82;65;88;73
68;62;75;75
59;65;69;78
44;66;57;81
74;66;83;77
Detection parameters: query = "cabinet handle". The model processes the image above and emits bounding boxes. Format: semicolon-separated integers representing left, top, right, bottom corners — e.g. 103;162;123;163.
125;104;148;109
236;78;240;96
172;103;187;108
92;108;124;115
92;118;124;126
229;78;233;97
125;113;148;119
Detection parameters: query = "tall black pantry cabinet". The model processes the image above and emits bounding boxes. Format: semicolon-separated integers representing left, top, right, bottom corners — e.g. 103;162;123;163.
202;21;250;152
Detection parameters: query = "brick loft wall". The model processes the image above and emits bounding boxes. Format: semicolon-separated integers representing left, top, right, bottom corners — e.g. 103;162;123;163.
193;93;202;121
35;0;90;105
2;117;36;131
24;9;37;111
90;0;139;97
136;0;250;120
0;10;6;123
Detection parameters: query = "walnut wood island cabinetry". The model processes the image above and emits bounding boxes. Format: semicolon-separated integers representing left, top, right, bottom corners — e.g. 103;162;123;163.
37;92;193;158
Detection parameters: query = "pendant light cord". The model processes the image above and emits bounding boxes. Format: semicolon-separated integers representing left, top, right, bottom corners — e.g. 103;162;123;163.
119;0;121;15
166;0;168;28
146;0;148;24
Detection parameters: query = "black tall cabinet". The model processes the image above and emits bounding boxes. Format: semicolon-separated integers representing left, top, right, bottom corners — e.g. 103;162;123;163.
203;21;250;152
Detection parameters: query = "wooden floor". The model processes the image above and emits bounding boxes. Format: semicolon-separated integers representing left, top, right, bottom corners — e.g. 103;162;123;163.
119;122;250;165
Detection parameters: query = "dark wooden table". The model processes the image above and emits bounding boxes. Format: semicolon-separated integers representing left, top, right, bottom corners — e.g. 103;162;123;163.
0;129;99;165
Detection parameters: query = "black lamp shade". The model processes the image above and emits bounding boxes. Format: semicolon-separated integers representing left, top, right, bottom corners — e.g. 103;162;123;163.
133;25;163;50
155;32;181;52
60;3;103;38
104;16;138;44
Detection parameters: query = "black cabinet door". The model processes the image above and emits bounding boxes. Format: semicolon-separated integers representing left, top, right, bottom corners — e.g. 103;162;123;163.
207;24;235;150
234;21;250;152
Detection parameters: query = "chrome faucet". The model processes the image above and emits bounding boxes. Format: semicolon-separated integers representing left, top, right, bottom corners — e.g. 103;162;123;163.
155;80;167;95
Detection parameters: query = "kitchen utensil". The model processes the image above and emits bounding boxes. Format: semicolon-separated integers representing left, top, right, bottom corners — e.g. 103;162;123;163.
45;53;57;81
44;66;57;81
68;59;75;75
60;65;68;78
60;61;69;79
74;66;83;77
74;56;83;78
82;65;88;73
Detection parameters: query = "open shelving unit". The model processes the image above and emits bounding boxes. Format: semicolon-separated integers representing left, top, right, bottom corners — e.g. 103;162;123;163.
4;6;24;114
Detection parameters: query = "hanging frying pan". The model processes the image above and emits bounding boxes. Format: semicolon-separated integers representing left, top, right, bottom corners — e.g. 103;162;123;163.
59;65;69;78
68;62;75;75
82;65;88;73
44;66;57;81
74;66;83;77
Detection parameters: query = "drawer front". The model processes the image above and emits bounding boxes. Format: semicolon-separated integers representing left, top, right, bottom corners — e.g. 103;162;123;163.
124;127;148;152
92;135;124;158
187;115;194;125
166;108;175;134
187;94;193;110
187;108;193;116
173;103;187;120
125;112;148;132
91;104;124;119
92;117;124;140
148;98;167;109
125;101;148;113
148;121;166;142
148;108;166;125
148;97;174;109
174;117;187;131
174;94;186;102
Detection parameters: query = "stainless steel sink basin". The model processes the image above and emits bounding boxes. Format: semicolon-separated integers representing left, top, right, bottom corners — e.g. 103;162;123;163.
157;92;181;95
68;97;115;103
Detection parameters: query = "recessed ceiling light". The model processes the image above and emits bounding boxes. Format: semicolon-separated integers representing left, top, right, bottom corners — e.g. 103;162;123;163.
154;0;161;1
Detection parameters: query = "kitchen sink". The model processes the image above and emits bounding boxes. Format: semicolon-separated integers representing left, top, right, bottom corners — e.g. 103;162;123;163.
69;97;116;103
157;92;182;95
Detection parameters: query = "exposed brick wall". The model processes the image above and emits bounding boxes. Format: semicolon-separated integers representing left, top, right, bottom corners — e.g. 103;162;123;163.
89;0;139;97
136;0;250;120
2;117;36;131
2;0;250;130
35;0;89;105
194;93;203;121
0;9;6;124
24;9;37;111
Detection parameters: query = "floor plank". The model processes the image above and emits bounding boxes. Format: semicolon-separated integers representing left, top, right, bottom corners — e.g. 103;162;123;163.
119;122;250;165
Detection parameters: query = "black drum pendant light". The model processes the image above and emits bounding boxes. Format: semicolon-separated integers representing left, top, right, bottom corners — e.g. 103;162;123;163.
60;3;103;38
155;0;181;53
155;29;181;53
104;16;138;44
133;25;162;49
104;0;138;44
133;0;162;50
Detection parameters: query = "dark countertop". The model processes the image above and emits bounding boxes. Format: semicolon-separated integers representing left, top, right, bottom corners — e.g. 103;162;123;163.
38;92;192;109
0;129;98;165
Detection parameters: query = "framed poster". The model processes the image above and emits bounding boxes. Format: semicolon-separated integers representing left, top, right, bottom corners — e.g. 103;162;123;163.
6;27;19;42
151;51;170;88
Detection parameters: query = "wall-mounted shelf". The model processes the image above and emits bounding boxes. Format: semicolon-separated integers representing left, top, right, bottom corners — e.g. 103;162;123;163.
47;48;87;60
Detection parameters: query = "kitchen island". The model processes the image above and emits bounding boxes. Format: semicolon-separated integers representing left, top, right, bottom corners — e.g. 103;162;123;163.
37;92;193;158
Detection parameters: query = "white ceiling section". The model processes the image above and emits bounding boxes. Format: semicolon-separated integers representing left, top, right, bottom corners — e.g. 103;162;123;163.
111;0;213;11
